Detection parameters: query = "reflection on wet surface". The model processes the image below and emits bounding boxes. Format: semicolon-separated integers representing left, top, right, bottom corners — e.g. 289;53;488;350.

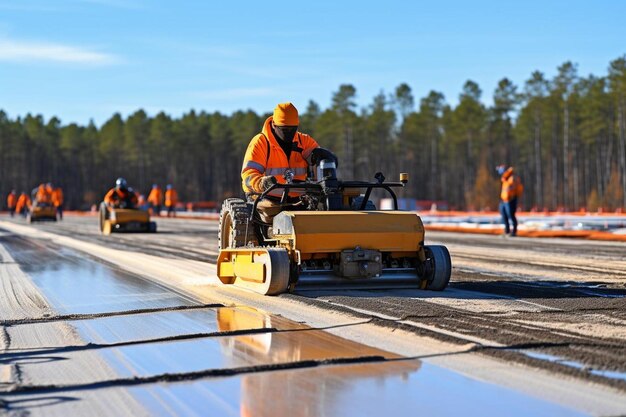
521;350;626;383
11;239;191;315
1;232;593;416
129;361;588;417
70;307;305;345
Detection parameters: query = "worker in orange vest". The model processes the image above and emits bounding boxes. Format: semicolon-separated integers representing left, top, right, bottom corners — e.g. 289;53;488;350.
15;192;31;216
497;165;524;237
147;184;163;216
35;183;50;204
104;178;139;209
52;186;64;220
241;102;336;222
164;184;178;217
7;190;17;217
35;183;52;204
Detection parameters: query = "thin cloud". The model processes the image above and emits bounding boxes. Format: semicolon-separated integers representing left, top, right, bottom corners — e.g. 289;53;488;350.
0;38;119;65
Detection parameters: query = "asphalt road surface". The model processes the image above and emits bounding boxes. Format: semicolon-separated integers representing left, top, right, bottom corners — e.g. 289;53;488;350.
1;214;625;416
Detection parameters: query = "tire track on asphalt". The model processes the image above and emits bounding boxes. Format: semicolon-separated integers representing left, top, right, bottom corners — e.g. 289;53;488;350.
453;251;626;278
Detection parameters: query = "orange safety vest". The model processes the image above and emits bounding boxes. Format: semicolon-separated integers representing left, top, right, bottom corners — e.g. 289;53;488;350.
7;193;17;208
52;188;64;207
241;116;318;197
165;189;178;207
148;188;163;205
36;185;51;204
104;188;138;207
500;167;523;202
16;194;31;212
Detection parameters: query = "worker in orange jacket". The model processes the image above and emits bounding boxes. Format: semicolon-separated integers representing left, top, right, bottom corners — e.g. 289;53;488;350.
52;186;64;220
104;178;138;209
7;190;17;217
147;184;163;216
164;184;178;217
15;192;31;216
241;102;336;221
35;183;52;204
497;165;524;237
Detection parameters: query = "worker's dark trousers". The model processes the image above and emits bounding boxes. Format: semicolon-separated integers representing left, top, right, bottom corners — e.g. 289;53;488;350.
499;198;518;235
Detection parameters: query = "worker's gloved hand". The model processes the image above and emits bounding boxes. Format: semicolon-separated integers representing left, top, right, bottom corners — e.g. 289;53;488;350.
260;175;277;191
306;147;339;167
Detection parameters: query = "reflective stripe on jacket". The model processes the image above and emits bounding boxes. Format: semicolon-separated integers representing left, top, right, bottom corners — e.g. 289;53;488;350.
241;116;318;197
500;167;523;202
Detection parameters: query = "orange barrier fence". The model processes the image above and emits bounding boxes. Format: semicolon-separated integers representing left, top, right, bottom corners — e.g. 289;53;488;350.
425;225;626;242
62;210;220;220
53;211;626;242
420;210;626;218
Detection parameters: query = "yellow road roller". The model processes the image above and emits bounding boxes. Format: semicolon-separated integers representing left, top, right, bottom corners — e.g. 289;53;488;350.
27;203;57;223
99;202;156;235
217;158;451;295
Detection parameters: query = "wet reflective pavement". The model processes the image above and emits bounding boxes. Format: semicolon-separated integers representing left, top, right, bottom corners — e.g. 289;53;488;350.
1;232;591;416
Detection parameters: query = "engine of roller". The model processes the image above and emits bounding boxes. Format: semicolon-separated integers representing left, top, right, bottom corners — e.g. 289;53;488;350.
216;153;452;295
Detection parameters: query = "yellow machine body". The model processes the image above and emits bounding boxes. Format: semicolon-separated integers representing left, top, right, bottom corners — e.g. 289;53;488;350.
100;205;156;235
272;211;424;254
109;208;150;225
217;210;430;295
32;205;57;219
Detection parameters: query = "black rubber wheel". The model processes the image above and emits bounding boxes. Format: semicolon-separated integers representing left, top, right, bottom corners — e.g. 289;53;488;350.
424;245;452;291
99;203;108;233
219;198;259;249
256;248;291;295
351;196;376;210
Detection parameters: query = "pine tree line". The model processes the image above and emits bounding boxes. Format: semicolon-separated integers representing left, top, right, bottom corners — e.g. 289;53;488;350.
1;56;625;211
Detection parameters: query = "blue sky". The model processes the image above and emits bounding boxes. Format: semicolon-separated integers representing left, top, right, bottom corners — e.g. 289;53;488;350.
1;0;625;125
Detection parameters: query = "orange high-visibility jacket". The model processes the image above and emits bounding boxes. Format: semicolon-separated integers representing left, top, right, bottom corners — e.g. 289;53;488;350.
165;189;178;207
241;116;318;197
500;167;523;202
104;188;138;207
15;194;31;212
7;193;17;209
52;188;64;207
148;187;163;205
36;185;52;204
